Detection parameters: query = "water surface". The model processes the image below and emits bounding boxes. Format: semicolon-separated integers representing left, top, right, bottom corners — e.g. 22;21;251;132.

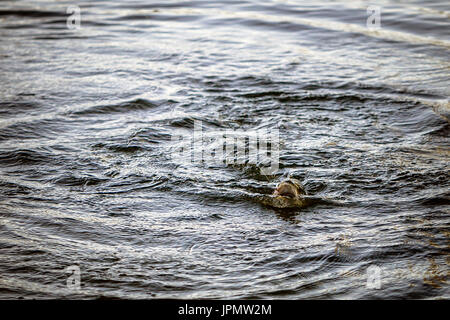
0;0;449;299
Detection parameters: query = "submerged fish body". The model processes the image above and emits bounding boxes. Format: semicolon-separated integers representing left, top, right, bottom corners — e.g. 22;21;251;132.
262;195;309;209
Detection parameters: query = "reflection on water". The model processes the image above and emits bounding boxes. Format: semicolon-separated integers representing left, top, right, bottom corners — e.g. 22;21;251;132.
0;0;448;299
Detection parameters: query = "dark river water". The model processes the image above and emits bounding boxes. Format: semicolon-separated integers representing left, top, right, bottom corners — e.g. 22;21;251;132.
0;0;449;299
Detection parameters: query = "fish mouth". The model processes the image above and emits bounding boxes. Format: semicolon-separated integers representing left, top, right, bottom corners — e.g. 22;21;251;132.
276;190;297;198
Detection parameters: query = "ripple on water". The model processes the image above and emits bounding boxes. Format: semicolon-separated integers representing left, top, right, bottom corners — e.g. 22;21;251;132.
0;0;449;299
